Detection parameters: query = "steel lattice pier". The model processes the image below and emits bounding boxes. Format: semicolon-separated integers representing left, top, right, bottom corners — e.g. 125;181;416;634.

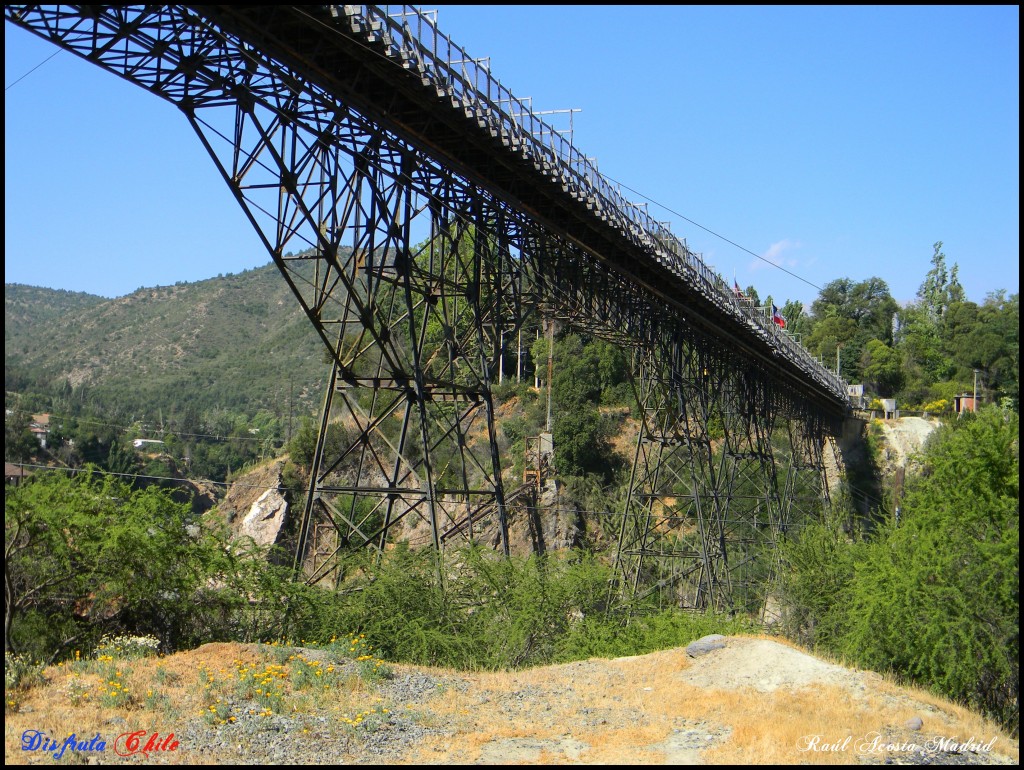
6;4;848;612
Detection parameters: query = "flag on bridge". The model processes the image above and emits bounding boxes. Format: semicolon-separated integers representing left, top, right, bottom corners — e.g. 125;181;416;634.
772;304;786;329
733;279;745;300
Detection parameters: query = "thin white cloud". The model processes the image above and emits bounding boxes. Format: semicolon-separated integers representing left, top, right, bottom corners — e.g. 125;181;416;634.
749;239;801;272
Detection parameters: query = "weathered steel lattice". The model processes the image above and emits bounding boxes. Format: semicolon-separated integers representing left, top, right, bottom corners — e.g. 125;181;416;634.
6;4;848;612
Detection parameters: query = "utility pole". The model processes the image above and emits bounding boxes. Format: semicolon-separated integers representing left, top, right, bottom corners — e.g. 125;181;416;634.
973;369;979;412
517;328;523;384
288;381;294;444
534;328;541;390
545;316;554;433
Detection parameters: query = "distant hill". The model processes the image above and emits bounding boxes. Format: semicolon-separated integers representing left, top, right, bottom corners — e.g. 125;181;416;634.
4;263;331;421
4;284;107;341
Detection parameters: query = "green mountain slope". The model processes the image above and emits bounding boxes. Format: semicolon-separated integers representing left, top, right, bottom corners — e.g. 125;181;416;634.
5;284;107;341
5;263;330;422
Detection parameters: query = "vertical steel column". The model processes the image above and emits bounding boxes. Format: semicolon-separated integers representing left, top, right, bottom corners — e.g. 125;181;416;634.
781;412;830;529
616;332;812;616
713;366;783;614
162;19;519;581
615;334;729;612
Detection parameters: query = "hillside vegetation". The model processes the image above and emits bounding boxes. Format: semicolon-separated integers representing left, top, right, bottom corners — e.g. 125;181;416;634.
4;241;1020;738
4;285;106;340
5;241;1018;484
6;264;327;417
6;264;328;479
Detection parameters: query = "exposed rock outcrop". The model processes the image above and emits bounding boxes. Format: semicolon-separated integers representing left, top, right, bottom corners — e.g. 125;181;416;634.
214;459;290;551
873;416;940;478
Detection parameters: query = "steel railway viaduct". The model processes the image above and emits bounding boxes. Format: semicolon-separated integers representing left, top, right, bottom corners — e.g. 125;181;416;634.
7;4;851;615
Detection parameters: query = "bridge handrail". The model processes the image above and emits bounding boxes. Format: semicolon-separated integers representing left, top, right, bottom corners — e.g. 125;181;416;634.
335;5;848;402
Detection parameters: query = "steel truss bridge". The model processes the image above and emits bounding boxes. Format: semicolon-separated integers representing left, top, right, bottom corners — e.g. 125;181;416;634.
7;4;849;615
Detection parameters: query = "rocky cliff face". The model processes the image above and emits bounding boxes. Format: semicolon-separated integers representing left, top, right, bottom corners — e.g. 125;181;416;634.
215;416;938;564
872;416;940;478
213;458;587;572
214;460;290;552
830;414;941;520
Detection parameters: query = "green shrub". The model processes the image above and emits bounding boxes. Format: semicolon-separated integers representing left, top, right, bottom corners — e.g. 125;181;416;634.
780;405;1019;735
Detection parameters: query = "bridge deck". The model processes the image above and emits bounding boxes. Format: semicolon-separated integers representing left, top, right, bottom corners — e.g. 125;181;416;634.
189;4;847;414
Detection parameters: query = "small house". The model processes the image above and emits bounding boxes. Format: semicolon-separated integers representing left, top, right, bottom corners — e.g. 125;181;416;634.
5;462;31;486
846;384;865;409
954;395;978;414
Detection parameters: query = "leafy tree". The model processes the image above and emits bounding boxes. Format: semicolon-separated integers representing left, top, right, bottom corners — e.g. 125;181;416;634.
860;339;904;396
552;408;618;480
4;469;236;657
106;438;142;477
894;302;954;400
947;292;1019;408
4;412;39;463
779;299;811;338
552;335;628;407
804;312;858;376
6;466;324;658
803;276;899;386
285;418;348;472
917;241;965;322
811;277;897;345
842;406;1018;731
547;334;627;481
891;244;1016;408
531;333;552;394
777;505;857;650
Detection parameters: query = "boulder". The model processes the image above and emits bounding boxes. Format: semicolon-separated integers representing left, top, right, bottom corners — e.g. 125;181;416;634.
686;634;727;658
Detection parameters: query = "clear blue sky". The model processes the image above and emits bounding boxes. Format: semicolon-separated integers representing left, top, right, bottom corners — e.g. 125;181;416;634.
4;5;1019;310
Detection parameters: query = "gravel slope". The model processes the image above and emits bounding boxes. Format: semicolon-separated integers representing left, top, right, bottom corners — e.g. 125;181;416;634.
6;636;1017;765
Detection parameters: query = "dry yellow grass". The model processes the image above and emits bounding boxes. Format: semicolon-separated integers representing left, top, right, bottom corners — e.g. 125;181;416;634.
5;635;1018;765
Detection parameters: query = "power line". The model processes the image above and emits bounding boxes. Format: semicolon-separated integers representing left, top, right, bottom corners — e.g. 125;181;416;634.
290;6;825;298
7;462;287;492
9;462;885;538
603;175;825;294
9;9;826;310
6;406;282;444
11;461;879;515
4;47;61;91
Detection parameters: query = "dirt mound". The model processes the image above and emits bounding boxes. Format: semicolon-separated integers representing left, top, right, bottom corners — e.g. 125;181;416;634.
678;636;865;693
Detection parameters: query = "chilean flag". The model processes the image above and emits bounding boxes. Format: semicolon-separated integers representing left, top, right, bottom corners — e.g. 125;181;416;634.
772;304;786;329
